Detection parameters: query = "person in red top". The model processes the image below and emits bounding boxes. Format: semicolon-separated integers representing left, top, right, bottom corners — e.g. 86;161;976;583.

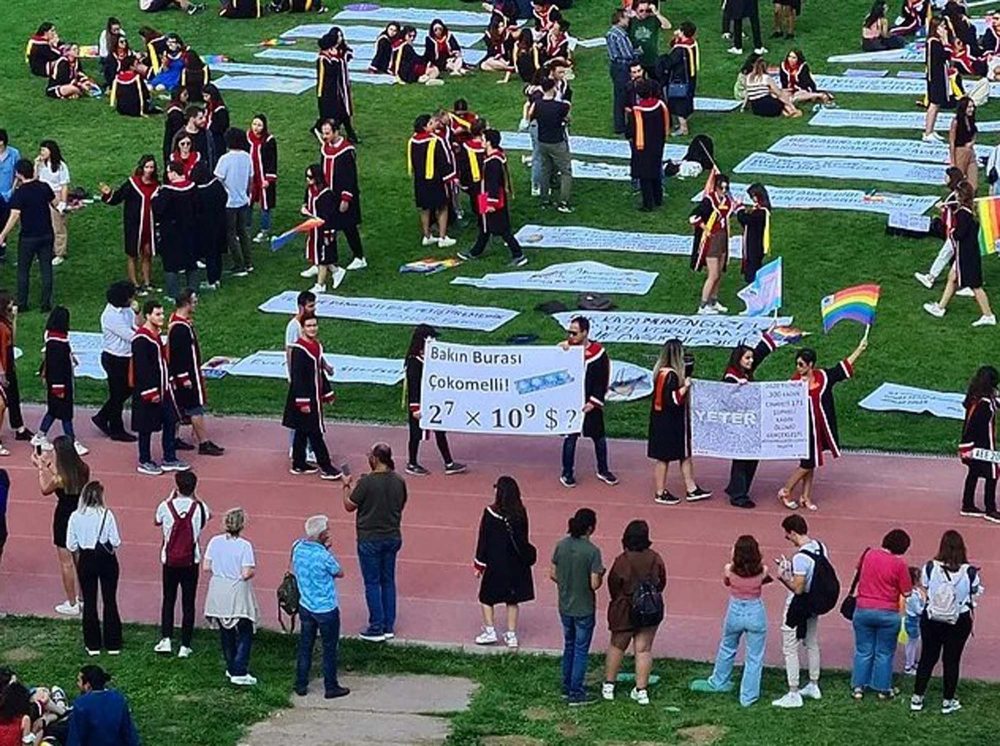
958;364;999;521
99;155;159;291
849;529;912;698
689;172;734;315
778;339;867;511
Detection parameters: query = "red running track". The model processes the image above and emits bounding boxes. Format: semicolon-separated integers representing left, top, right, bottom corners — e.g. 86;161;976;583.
2;408;998;680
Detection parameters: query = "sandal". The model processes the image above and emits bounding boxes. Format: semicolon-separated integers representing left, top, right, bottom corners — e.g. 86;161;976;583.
778;488;798;510
800;500;818;511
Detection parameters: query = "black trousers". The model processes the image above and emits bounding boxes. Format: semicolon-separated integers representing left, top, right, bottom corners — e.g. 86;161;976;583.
639;178;663;209
293;429;333;471
610;63;630;134
733;0;763;50
407;413;453;466
77;548;123;652
16;234;54;310
725;459;759;502
469;225;523;259
962;465;997;513
335;226;364;260
97;352;132;435
5;364;24;431
914;612;973;700
161;564;199;647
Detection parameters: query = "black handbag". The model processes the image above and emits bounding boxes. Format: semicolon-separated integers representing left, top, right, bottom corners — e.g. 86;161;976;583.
839;547;870;621
503;517;537;567
95;510;116;557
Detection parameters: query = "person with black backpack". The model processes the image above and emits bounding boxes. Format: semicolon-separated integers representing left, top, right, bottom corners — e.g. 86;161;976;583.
154;470;210;659
603;520;666;707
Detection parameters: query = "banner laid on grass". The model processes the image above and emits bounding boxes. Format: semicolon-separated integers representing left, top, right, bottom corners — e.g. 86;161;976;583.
226;350;404;385
733;152;946;186
420;340;585;435
214;75;316;94
499;131;688;162
827;47;925;63
550;311;792;347
333;7;493;26
691;379;809;460
257;46;487;68
810;107;1000;132
693;183;939;215
858;382;965;420
810;73;1000;97
694;97;742;112
214;62;315;78
258;291;519;331
768;134;992;164
513;224;744;258
452;261;659;295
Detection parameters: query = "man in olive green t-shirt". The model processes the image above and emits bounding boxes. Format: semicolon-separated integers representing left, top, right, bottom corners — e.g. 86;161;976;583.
628;1;672;78
550;508;605;705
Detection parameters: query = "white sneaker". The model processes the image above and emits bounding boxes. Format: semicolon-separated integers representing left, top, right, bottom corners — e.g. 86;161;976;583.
602;682;615;701
421;236;438;246
520;154;532;165
31;433;52;450
73;440;89;456
331;266;346;290
177;646;193;659
972;314;996;327
942;698;962;714
154;638;172;654
772;691;804;708
195;260;206;269
252;231;268;244
914;272;935;289
697;305;719;316
956;286;975;297
438;236;457;248
55;601;80;616
309;283;327;294
230;674;257;686
531;185;541;197
910;694;924;711
504;631;519;649
300;265;319;278
923;302;946;318
754;46;769;54
346;257;367;270
800;682;822;700
712;300;729;313
629;687;649;706
727;46;742;54
52;256;65;266
475;626;498;645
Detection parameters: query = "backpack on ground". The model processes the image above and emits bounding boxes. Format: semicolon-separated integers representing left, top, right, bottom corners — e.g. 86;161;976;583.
630;578;665;628
277;542;301;633
800;545;841;616
924;560;978;625
165;499;204;568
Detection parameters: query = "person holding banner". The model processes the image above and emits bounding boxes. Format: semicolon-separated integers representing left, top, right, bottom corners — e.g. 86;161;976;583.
559;317;618;488
778;340;866;510
958;365;999;521
735;183;771;284
690;172;734;315
722;331;777;508
649;339;710;504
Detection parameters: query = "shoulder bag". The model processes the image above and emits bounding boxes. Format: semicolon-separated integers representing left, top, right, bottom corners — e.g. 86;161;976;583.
839;547;871;621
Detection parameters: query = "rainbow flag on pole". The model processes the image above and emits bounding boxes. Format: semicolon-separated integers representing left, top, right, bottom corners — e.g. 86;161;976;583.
820;284;881;333
976;196;1000;256
269;217;324;252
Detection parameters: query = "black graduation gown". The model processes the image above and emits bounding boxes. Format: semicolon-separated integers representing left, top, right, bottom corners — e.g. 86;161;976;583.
102;52;132;89
723;334;775;386
405;354;423;415
167;314;206;410
391;41;424;83
457;138;485;213
515;44;546;83
317;49;353;123
103;176;159;258
658;41;698;118
324;141;362;229
110;71;151;117
144;36;170;76
163;104;186;164
581;342;609;439
130;326;175;433
26;36;59;78
796;360;853;469
951;205;983;289
736;205;769;283
273;0;325;10
196;177;228;261
408;133;454;210
722;333;776;500
927;37;955;107
282;340;334;433
981;27;1000;55
960;397;998;478
221;0;262;18
647;368;689;462
181;61;210;104
474;507;535;605
247;132;278;211
152;181;199;273
480;150;513;233
424;34;461;70
46;57;82;98
779;61;819;92
205;102;229;168
370;35;394;73
627;98;669;180
43;332;74;421
305;186;337;266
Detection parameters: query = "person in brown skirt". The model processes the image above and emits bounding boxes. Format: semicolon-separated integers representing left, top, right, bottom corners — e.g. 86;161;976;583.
690;173;734;315
949;97;978;193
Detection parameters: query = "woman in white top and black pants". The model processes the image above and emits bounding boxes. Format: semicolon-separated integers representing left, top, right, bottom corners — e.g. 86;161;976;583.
66;481;123;655
93;281;138;442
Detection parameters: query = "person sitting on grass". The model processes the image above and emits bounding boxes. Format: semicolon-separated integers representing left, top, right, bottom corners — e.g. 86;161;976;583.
140;0;206;16
862;1;907;50
742;57;800;117
64;665;140;746
779;50;833;105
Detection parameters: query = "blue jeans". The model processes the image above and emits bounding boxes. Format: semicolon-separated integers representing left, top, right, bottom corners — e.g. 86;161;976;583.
296;607;341;693
246;206;272;232
560;613;596;699
39;414;74;439
851;607;901;692
708;598;767;706
357;537;402;634
219;618;253;677
561;434;609;478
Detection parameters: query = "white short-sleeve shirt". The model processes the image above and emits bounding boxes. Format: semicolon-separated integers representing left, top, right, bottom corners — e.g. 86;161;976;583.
154;496;211;565
204;534;255;580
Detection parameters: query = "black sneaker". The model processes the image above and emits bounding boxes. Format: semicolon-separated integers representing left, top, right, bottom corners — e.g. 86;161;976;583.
324;686;351;699
686;486;713;502
290;466;320;475
730;498;756;509
960;506;985;517
405;463;430;476
654;492;681;505
984;510;1000;524
444;461;468;475
567;695;595;707
14;429;34;441
110;431;138;443
508;256;529;268
295;686;308;697
596;471;619;486
320;468;343;481
91;414;111;437
198;441;225;456
456;252;476;261
175;438;196;452
559;474;577;488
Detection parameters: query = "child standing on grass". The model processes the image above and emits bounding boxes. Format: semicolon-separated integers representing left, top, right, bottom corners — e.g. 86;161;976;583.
903;566;924;675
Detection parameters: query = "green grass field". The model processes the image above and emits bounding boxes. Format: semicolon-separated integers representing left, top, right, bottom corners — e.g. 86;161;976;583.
1;0;992;454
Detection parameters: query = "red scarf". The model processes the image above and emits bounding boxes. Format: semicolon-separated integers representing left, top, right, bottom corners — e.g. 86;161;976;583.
131;175;159;248
247;129;268;202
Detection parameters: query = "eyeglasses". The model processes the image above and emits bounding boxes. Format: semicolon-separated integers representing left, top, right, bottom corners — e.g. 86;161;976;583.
567;330;580;337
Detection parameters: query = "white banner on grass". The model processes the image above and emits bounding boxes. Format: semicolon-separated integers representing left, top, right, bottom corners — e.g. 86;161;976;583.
695;183;938;215
551;311;792;348
607;360;654;402
452;260;659;296
691;379;809;460
810;107;1000;133
858;382;965;420
576;37;607;48
844;68;888;77
514;224;744;258
333;7;493;26
214;62;315;79
810;73;1000;98
420;340;585;435
69;332;107;380
827;47;924;64
258;291;518;331
500;131;688;162
695;97;742;112
214;75;315;94
226;350;404;385
280;23;483;46
733;152;946;185
768;134;992;164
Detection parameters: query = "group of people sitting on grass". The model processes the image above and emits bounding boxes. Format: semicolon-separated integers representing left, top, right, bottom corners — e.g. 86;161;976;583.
735;49;833;118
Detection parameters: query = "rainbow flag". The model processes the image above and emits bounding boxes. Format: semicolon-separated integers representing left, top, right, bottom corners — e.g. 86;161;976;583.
976;196;1000;255
269;218;324;252
770;325;809;347
820;284;880;333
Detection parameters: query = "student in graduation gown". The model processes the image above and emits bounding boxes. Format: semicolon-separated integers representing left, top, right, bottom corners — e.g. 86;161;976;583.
172;106;211;168
735;183;771;284
511;33;547;83
924;17;956;143
282;315;342;480
368;23;400;73
779;50;833;104
191;163;227;289
152;162;200;303
180;49;210;104
648;338;711;505
270;0;327;10
0;294;32;447
690;172;734;315
481;18;517;73
101;34;133;89
425;19;466;77
220;0;262;18
457;130;526;266
138;26;169;77
408;114;457;247
721;331;776;508
404;324;467;476
38;307;79;448
456;120;486;218
545;18;572;64
980;13;1000;55
99;155;159;291
626;79;669;212
162;90;189;164
246;114;278;244
110;64;154;118
863;2;907;51
26;23;60;78
202;85;229;168
149;34;186;92
657;22;699;136
889;0;926;38
318;121;365;272
778;339;867;511
46;45;95;100
302;163;344;294
393;26;442;84
959;365;999;519
316;29;359;141
169;131;203;180
923;180;996;326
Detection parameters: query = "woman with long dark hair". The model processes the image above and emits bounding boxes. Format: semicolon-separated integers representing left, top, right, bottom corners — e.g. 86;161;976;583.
0;681;32;746
950;96;978;192
912;530;983;714
735;183;771;284
958;365;999;519
301;163;343;294
424;19;466;77
0;294;31;448
658;22;700;136
923;17;954;142
779;50;833;105
36;306;86;454
915;166;965;290
202;83;229;167
690;173;735;314
316;28;358;140
690;535;771;706
473;476;535;648
368;22;399;74
246;114;277;244
36;140;70;264
862;1;906;50
99;155;159;291
404;324;466;476
743;57;800;118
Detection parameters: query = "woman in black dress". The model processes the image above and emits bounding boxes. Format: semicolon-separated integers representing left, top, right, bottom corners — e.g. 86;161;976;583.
923;180;996;326
473;476;535;648
37;307;84;453
958;365;999;518
658;22;699;136
736;183;771;284
316;28;358;140
99;155;159;292
649;339;710;505
924;17;955;143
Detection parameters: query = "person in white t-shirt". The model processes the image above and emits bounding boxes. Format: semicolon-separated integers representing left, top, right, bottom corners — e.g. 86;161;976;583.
154;470;211;659
213;128;254;276
285;291;317;462
35;141;70;264
772;514;824;709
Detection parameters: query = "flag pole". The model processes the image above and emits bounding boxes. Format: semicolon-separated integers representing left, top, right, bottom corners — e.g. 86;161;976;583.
862;324;871;343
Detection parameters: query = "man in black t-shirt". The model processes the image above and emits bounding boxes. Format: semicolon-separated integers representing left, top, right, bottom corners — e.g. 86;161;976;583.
0;159;56;311
529;78;573;213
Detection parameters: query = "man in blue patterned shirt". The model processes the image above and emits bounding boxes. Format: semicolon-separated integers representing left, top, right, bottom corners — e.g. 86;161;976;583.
606;9;639;134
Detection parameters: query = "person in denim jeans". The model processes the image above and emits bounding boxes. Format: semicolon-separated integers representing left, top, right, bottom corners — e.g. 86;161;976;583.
850;529;912;699
550;508;604;706
343;442;407;642
691;535;772;706
292;514;350;699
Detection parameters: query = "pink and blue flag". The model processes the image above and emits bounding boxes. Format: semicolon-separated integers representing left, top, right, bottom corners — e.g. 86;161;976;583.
736;257;783;316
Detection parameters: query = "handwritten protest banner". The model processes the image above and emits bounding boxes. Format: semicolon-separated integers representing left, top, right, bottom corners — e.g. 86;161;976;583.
452;261;659;296
515;224;743;258
858;382;965;420
768;134;992;164
551;311;792;348
733;152;946;186
693;183;938;215
226;350;404;385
